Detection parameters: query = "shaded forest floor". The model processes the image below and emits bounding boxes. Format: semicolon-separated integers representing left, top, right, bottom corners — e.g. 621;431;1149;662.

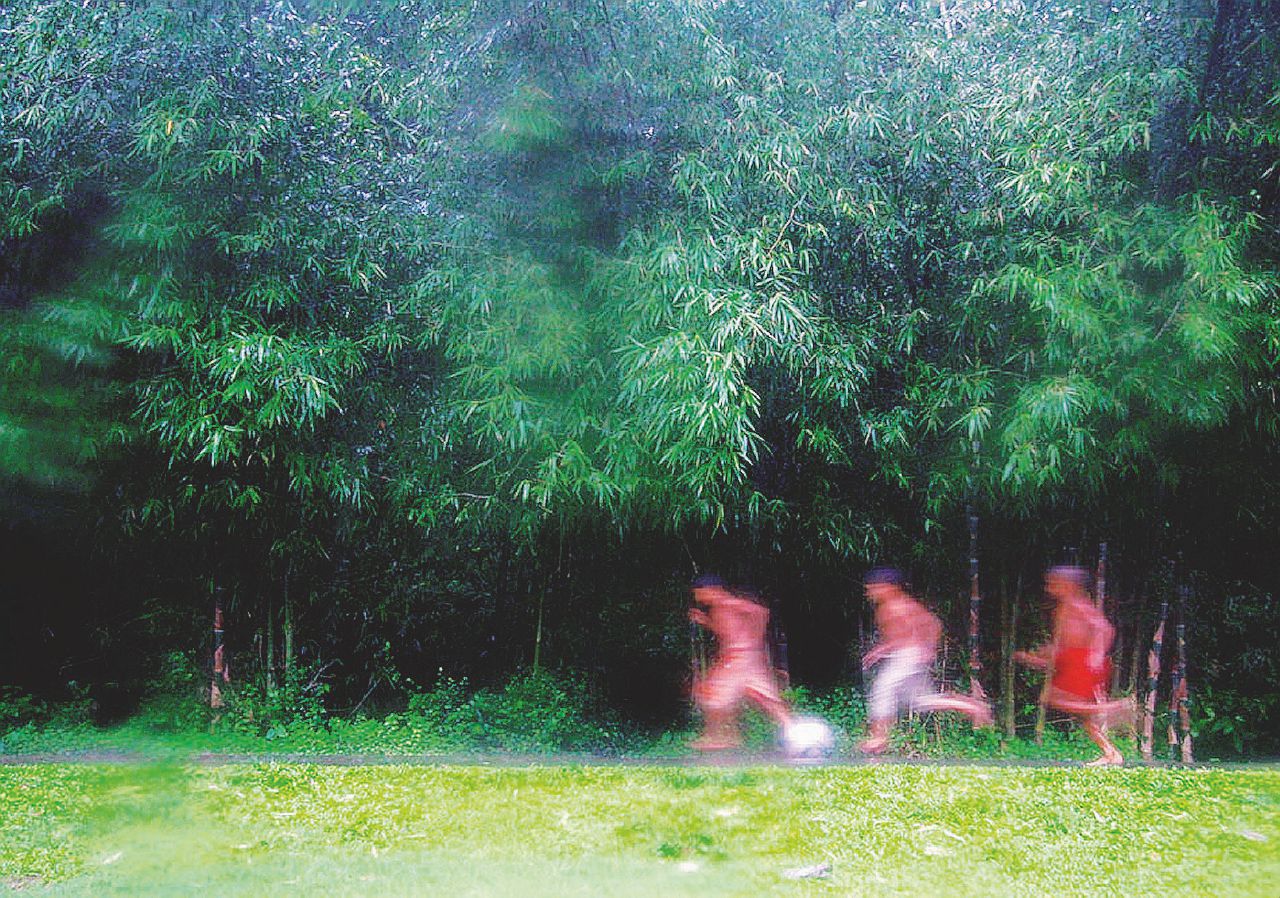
3;763;1277;896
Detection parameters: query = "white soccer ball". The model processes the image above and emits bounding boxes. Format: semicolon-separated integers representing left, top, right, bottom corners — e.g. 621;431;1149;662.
780;715;836;762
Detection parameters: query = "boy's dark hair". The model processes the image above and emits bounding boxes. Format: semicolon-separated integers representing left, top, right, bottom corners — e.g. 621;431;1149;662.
864;567;906;587
692;573;727;589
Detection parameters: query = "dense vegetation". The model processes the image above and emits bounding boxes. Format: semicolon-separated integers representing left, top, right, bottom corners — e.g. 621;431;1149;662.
2;1;1278;753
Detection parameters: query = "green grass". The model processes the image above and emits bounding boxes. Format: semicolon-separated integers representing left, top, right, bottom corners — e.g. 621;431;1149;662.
2;762;1277;896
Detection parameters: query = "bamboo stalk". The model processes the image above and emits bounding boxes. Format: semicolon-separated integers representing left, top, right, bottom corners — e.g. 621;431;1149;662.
1175;585;1194;763
1000;571;1021;739
210;586;228;709
283;572;294;689
1094;542;1108;609
1142;598;1168;761
265;586;276;695
1126;603;1143;695
967;501;985;699
533;588;545;672
999;576;1010;737
1033;653;1054;745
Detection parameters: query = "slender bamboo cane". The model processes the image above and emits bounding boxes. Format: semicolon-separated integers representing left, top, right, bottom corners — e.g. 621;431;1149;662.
967;501;985;699
1141;598;1168;761
265;587;275;695
1175;585;1194;763
1094;542;1108;609
1033;653;1054;744
532;589;545;673
283;571;293;689
1126;601;1143;695
210;586;228;710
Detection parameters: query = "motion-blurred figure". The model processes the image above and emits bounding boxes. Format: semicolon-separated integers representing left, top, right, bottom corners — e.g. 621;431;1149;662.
860;568;992;754
688;575;793;750
1015;566;1135;766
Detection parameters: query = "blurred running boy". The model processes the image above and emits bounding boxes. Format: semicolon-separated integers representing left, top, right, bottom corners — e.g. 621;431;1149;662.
688;575;793;750
1015;566;1135;766
860;568;992;754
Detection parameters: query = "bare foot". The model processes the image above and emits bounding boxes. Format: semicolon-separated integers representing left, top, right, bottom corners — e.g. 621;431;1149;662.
859;737;889;755
690;736;737;752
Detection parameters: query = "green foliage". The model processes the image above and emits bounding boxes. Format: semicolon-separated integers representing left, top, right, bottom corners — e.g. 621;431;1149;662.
0;687;46;732
220;662;333;739
0;274;122;491
2;0;1280;746
1197;686;1280;757
467;668;625;752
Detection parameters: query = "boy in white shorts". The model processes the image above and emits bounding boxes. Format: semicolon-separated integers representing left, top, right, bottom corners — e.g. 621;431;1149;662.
860;568;992;754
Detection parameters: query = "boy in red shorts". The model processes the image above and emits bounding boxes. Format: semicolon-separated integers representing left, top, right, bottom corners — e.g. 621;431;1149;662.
1016;566;1135;766
687;575;793;750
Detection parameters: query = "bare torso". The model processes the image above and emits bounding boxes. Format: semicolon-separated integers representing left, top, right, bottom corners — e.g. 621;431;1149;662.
707;597;769;656
1053;597;1113;655
876;595;940;657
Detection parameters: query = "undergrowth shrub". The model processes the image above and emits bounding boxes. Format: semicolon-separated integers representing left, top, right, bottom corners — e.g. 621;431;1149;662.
219;660;331;739
792;684;867;742
0;683;95;753
0;687;46;732
127;652;208;734
423;668;626;753
1195;685;1279;758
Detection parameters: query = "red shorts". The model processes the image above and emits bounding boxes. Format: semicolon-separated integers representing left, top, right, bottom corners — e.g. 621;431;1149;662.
1052;647;1111;700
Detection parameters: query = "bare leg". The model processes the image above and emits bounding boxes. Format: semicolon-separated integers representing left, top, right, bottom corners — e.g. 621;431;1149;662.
1047;689;1126;765
691;670;742;750
914;692;994;727
859;718;892;754
1081;717;1124;766
746;687;794;730
1098;695;1138;732
692;707;740;751
1049;691;1136;729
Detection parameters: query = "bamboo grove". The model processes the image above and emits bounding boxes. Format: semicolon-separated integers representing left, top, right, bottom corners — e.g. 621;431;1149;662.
2;0;1279;752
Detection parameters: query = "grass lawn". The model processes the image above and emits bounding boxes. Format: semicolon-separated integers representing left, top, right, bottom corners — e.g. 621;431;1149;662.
2;762;1277;896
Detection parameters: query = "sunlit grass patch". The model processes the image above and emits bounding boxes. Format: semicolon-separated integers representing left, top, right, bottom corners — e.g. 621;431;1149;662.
3;763;1277;896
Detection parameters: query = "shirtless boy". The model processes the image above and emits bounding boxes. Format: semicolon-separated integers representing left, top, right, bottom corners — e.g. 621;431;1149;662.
860;568;992;754
688;575;793;750
1015;565;1135;766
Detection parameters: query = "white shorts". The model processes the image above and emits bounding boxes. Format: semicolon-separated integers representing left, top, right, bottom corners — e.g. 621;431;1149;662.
868;649;935;721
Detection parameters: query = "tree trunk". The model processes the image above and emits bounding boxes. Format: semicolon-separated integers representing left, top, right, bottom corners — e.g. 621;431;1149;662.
1142;598;1169;761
